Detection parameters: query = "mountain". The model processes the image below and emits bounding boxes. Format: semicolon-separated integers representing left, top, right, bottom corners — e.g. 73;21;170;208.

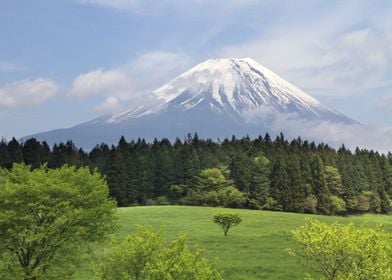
24;58;358;149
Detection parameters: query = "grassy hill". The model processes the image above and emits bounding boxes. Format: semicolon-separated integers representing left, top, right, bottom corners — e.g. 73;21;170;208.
76;206;392;280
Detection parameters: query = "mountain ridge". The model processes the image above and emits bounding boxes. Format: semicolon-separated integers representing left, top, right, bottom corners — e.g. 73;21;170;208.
105;58;355;124
23;57;358;149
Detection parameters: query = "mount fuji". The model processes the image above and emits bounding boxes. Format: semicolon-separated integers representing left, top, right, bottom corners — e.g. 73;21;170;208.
25;58;358;149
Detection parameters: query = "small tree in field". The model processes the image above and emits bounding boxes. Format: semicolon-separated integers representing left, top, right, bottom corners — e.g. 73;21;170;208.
98;226;222;280
213;213;242;236
0;164;116;280
290;219;392;280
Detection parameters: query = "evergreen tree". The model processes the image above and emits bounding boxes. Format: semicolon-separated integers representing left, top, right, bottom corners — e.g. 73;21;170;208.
7;138;23;164
4;133;392;216
286;154;307;212
311;156;331;214
22;138;44;168
0;139;10;168
269;152;289;210
249;155;271;208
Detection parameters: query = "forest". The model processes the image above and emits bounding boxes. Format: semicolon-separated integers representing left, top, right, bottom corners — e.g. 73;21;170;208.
1;133;391;215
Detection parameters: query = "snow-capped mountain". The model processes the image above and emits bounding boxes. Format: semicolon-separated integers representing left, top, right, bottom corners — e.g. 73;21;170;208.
107;58;353;124
24;58;358;149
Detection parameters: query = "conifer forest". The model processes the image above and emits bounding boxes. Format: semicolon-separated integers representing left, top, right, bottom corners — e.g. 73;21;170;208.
2;133;391;216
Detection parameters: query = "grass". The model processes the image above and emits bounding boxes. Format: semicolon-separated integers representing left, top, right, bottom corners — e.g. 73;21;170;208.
75;206;392;279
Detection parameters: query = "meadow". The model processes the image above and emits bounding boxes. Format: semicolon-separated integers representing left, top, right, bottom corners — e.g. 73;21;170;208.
76;206;392;280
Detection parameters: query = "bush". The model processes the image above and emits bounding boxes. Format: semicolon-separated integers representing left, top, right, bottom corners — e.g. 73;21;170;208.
155;195;171;205
262;197;283;211
98;226;222;280
290;219;392;280
330;195;346;214
182;187;246;208
216;187;246;208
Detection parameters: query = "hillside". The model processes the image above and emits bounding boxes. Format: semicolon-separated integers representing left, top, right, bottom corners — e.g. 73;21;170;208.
75;206;392;280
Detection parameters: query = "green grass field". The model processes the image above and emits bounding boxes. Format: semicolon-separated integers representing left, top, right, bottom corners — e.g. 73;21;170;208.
75;206;392;279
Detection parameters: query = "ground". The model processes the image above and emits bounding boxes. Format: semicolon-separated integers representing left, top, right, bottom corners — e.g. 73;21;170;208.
75;206;392;280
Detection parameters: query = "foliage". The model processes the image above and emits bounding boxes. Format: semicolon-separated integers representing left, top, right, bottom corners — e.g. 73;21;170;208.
290;219;392;280
0;164;116;280
213;213;242;236
183;187;246;208
196;167;233;191
97;226;222;280
2;134;392;216
303;195;318;214
355;194;370;212
324;166;343;196
329;195;346;214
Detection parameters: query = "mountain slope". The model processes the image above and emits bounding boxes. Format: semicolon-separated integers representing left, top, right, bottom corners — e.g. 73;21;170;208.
24;58;358;149
107;58;354;124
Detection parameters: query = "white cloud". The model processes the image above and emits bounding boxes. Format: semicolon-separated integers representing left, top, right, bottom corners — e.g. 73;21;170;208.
222;28;392;98
68;68;131;99
219;0;392;99
0;79;59;108
94;96;122;112
69;51;192;113
242;105;392;152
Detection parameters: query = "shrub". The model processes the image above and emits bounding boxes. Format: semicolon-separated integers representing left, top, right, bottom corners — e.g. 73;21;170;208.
290;219;392;280
330;195;346;214
98;226;222;280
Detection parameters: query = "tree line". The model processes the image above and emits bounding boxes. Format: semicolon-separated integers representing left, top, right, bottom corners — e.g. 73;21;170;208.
1;133;391;215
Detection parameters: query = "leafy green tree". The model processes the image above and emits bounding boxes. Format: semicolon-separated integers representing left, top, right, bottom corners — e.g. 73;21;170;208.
324;166;343;196
0;164;116;279
213;213;242;236
329;195;346;214
290;219;392;280
213;186;246;208
197;167;233;191
98;226;222;280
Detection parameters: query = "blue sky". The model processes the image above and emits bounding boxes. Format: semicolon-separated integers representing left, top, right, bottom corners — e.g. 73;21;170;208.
1;0;392;140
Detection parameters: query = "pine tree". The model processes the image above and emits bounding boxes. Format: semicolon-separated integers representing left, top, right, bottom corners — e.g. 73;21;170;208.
7;138;23;164
270;152;289;210
0;138;10;168
249;155;271;207
286;154;307;212
311;156;331;214
22;138;44;168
